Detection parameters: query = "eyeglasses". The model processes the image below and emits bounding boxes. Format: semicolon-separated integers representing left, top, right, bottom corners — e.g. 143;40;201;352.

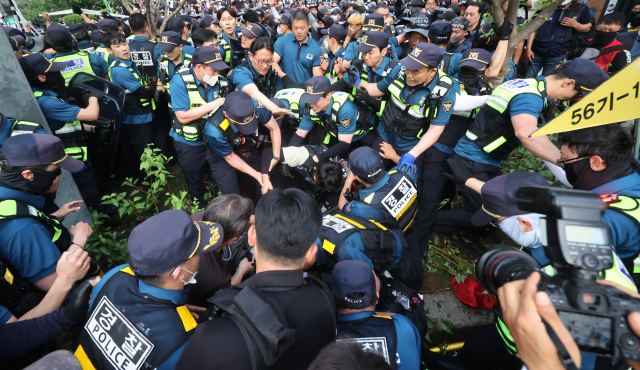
252;55;274;66
556;156;590;168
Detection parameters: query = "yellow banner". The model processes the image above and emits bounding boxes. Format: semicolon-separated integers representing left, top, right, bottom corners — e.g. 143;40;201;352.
531;60;640;137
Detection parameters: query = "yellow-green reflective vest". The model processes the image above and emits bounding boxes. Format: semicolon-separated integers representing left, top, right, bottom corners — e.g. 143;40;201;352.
94;46;111;63
274;88;305;119
217;35;232;63
380;70;454;138
465;78;546;160
33;91;87;162
349;59;399;118
606;195;640;273
50;53;95;85
8;119;41;137
324;49;345;84
309;92;366;145
158;53;193;108
126;34;135;42
108;61;155;115
172;66;229;142
0;200;62;243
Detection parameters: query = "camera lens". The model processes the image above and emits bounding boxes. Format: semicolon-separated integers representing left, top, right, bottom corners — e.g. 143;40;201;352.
582;254;599;269
476;245;542;295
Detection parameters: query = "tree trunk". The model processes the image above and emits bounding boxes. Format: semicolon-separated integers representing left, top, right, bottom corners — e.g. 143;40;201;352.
121;0;188;39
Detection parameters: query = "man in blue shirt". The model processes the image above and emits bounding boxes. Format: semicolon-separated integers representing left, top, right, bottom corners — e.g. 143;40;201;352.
290;76;362;160
74;210;224;370
331;260;422;370
273;9;323;89
204;91;281;198
319;24;347;83
436;60;608;238
169;46;228;206
69;23;95;53
525;0;591;77
106;32;157;175
352;43;458;256
0;135;93;313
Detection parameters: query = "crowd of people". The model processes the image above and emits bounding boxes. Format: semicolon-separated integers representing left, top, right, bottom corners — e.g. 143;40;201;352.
1;0;640;368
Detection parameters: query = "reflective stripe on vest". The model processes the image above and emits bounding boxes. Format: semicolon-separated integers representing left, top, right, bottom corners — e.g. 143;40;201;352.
361;170;418;231
606;195;640;274
217;35;232;63
108;61;155;112
310;92;359;144
274;88;304;119
33;91;88;161
495;315;517;354
95;46;111;62
9;119;41;136
0;199;62;243
159;53;193;89
51;53;95;84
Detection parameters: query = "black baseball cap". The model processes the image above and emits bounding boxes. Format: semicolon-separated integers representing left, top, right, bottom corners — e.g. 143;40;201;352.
400;42;443;70
128;210;224;276
301;76;332;104
428;21;452;43
438;10;456;21
323;24;347;43
559;59;608;98
331;260;377;309
19;53;67;80
354;31;388;52
224;91;258;135
46;24;73;47
97;19;120;33
459;48;492;70
193;46;229;70
241;23;264;38
319;16;335;28
471;172;549;226
362;13;384;32
69;23;86;33
348;147;383;179
158;31;185;51
2;133;84;172
281;14;292;25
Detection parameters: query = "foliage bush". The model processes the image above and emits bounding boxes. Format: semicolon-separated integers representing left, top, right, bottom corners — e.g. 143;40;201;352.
62;14;94;25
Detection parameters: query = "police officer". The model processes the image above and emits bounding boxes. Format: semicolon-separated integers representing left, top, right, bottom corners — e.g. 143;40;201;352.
217;7;246;68
44;25;110;83
352;43;458;255
391;22;429;60
343;14;396;63
0;134;93;316
168;46;229;206
95;19;124;63
204;91;281;197
319;24;347;83
106;32;157;174
69;23;95;52
333;31;398;147
176;189;336;370
331;260;422;370
290;76;364;159
20;53;108;211
435;60;608;234
73;210;224;370
0;112;48;151
156;31;195;108
127;13;158;83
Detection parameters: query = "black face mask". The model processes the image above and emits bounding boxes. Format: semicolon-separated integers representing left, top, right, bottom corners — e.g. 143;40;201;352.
592;30;619;49
0;167;60;195
30;72;67;98
458;68;484;95
564;157;633;190
631;12;640;28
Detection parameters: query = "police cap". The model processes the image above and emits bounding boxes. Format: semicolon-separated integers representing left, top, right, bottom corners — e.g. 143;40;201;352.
192;46;229;70
69;23;86;33
241;23;265;39
19;52;66;80
2;133;84;172
559;59;609;98
301;76;332;104
348;147;383;179
96;19;120;33
459;48;492;70
428;21;452;44
362;13;384;32
354;31;388;53
331;260;377;309
128;210;224;276
224;91;259;135
400;42;443;70
45;24;73;47
158;31;185;51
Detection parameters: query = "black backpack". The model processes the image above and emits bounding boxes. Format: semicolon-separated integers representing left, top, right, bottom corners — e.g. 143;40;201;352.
376;273;428;343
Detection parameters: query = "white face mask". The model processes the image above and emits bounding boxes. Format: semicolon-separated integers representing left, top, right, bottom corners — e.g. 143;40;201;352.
277;26;284;35
561;0;572;5
498;213;544;249
173;267;198;285
200;68;219;86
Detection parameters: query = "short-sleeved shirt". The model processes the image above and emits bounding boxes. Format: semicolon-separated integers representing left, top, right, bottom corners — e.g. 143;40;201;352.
274;33;322;88
337;311;422;370
204;98;272;157
155;45;196;81
298;95;360;138
453;76;547;167
220;30;246;66
229;60;275;93
169;66;225;146
33;88;81;132
45;50;110;77
0;186;60;284
109;57;154;125
376;68;460;152
445;52;464;77
531;2;590;58
0;114;47;152
325;46;345;83
343;37;364;62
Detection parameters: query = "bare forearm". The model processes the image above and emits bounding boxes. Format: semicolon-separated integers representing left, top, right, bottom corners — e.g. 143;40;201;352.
80;13;95;24
18;279;73;321
360;82;385;97
268;124;282;159
175;100;223;123
520;136;561;164
486;40;508;78
573;22;591;33
464;178;485;194
224;152;261;178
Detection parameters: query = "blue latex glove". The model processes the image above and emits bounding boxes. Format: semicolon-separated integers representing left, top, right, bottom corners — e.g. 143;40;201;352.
398;153;417;175
343;66;361;87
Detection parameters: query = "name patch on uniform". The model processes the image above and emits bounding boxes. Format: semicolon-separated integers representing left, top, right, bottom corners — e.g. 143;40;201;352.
61;57;88;74
306;53;314;60
501;80;530;91
337;337;390;364
322;215;354;233
381;177;417;218
131;51;154;66
85;296;154;370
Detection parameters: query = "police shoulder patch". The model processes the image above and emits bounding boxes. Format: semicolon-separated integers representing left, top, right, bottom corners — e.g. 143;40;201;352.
442;101;453;113
256;100;264;108
340;118;351;127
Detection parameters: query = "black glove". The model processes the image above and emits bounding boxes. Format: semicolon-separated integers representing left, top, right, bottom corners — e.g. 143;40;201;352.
72;4;83;14
89;91;102;100
491;19;514;40
62;280;95;323
154;89;164;102
282;74;295;89
95;123;111;144
443;157;472;185
354;87;372;106
302;103;311;116
303;151;317;169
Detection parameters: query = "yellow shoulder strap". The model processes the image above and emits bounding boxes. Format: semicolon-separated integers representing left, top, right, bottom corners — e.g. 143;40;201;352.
176;305;198;332
120;266;135;275
372;315;392;319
